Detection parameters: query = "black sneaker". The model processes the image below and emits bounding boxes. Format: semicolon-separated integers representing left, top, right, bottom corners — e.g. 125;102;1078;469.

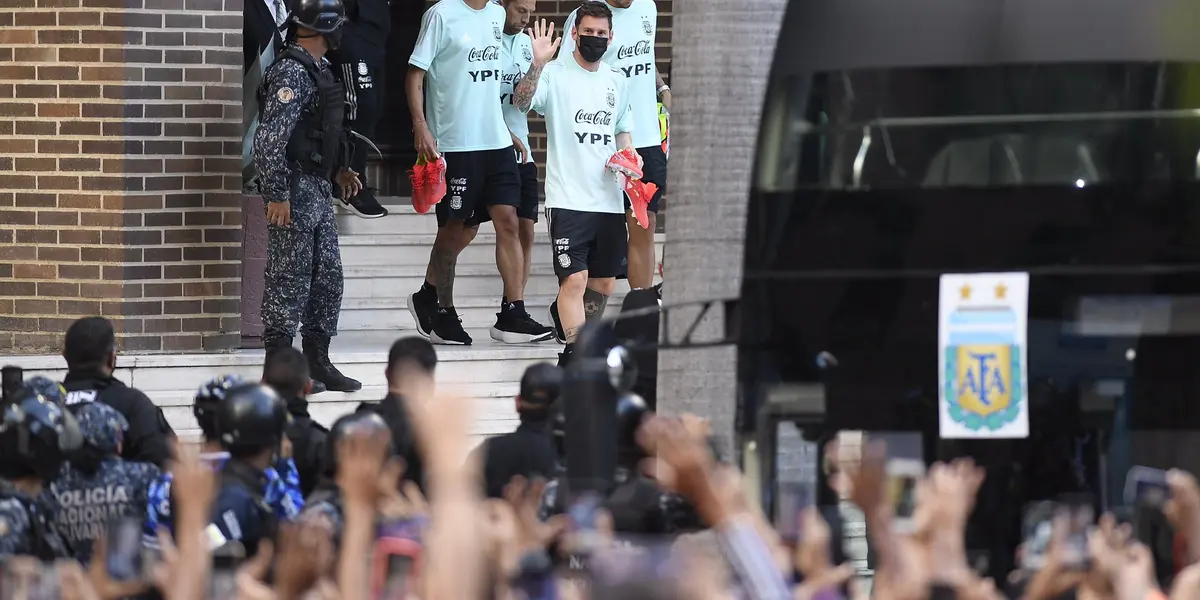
490;306;553;344
340;187;388;219
431;307;472;345
548;300;565;344
408;287;437;338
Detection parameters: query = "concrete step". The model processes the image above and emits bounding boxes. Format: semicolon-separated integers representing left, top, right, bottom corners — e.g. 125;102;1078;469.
337;202;525;236
339;232;555;267
342;261;662;301
339;293;623;331
2;329;558;437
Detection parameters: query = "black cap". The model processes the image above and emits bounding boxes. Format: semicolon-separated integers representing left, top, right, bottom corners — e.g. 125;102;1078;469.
520;363;562;408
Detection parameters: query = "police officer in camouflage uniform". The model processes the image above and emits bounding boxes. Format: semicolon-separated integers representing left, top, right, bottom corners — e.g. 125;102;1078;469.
253;0;362;393
50;401;160;565
0;376;81;559
144;375;303;546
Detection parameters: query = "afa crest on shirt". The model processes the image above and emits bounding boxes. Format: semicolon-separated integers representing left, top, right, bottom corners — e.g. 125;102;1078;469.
558;254;571;268
357;61;368;76
606;89;616;108
642;18;653;36
450;195;463;210
522;45;533;62
493;25;502;41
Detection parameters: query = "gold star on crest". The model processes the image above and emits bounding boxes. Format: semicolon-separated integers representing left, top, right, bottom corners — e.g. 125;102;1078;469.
959;285;972;300
995;283;1007;300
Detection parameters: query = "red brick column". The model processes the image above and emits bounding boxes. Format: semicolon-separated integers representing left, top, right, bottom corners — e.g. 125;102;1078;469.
0;0;243;354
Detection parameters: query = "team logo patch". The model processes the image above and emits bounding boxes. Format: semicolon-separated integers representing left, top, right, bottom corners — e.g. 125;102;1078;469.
606;89;616;108
276;87;295;104
642;18;653;36
450;195;463;210
494;25;502;41
357;61;368;76
522;45;533;62
558;254;571;268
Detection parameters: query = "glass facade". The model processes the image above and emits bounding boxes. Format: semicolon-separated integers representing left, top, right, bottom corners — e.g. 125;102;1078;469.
741;0;1200;581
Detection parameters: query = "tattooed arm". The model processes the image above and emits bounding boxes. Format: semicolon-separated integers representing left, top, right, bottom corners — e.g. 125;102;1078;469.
513;62;545;114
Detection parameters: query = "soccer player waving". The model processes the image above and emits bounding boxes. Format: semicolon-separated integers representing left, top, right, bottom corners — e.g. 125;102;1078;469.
514;4;638;367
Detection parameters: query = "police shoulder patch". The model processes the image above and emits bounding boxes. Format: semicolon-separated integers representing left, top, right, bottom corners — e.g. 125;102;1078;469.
277;87;295;104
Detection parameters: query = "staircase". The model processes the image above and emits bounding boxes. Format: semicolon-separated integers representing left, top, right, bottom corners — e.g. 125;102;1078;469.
1;197;663;441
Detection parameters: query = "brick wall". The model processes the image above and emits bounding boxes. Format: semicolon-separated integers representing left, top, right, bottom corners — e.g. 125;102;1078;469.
0;0;244;355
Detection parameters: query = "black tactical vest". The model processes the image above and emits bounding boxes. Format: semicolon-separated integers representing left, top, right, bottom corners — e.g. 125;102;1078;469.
262;45;349;179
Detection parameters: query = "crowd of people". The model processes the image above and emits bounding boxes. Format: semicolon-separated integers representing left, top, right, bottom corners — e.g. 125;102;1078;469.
3;318;1200;600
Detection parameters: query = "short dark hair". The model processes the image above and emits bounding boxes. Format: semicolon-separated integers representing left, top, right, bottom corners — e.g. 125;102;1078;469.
262;347;309;399
575;1;613;30
63;316;116;371
385;337;437;382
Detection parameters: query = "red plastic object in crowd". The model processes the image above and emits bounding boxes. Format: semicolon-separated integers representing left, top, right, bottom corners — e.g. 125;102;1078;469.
408;156;447;214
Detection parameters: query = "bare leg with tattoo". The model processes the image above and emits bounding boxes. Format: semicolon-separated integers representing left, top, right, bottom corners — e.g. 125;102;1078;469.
582;284;611;322
424;220;473;345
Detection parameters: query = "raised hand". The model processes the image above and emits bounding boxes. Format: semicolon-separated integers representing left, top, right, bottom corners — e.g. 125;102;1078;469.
526;18;561;66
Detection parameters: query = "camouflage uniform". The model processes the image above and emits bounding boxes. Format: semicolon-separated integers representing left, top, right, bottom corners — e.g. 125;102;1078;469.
253;46;344;344
48;402;160;565
0;485;71;559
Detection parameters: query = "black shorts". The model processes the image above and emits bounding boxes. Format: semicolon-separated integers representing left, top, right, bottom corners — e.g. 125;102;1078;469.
623;145;667;214
547;208;627;280
435;146;520;227
473;160;539;226
517;161;539;222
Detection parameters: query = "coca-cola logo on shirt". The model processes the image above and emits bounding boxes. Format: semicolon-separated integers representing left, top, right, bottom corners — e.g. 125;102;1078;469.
615;40;651;60
468;46;500;62
575;110;613;126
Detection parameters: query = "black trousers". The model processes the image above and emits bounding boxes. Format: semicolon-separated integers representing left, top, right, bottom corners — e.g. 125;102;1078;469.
333;51;385;188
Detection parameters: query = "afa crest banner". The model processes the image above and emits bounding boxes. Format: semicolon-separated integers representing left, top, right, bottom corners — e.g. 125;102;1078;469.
938;272;1030;439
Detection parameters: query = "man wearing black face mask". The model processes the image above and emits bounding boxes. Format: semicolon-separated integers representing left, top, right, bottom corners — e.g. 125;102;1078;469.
514;4;637;367
60;316;174;468
554;0;668;308
255;0;365;394
477;363;562;499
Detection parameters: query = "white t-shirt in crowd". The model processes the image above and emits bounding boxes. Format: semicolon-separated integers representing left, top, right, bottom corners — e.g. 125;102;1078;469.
560;0;660;150
530;56;633;214
409;0;511;153
501;32;535;164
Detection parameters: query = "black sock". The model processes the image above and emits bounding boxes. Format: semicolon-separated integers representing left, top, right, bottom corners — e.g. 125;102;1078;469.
502;296;509;306
421;282;436;295
564;343;574;354
512;300;525;313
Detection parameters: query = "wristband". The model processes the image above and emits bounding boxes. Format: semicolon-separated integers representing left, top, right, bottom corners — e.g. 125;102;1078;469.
657;85;670;95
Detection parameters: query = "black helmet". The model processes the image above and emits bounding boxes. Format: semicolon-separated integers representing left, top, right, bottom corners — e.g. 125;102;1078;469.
215;384;288;450
291;0;347;33
193;374;247;440
322;410;391;477
0;376;84;480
